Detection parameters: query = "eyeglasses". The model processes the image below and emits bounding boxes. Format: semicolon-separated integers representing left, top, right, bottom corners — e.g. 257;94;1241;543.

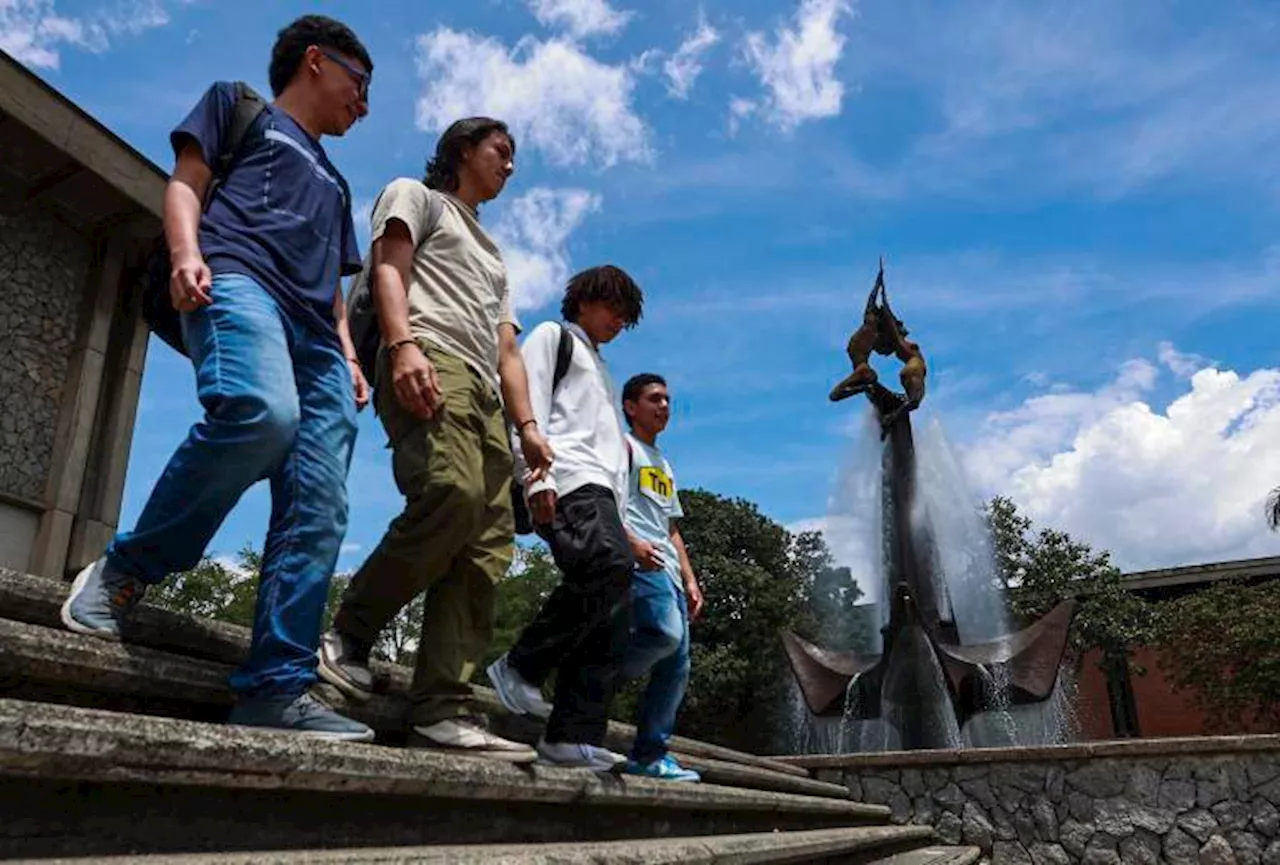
319;48;370;101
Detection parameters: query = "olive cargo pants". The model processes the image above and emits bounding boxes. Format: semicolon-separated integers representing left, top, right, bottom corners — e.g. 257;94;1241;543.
333;343;514;727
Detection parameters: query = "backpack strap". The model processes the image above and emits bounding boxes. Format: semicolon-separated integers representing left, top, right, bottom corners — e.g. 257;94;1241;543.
552;323;574;393
220;82;267;172
203;81;267;208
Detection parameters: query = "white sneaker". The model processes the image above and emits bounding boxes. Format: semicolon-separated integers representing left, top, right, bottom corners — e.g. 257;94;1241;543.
536;738;627;773
486;654;552;719
412;717;537;763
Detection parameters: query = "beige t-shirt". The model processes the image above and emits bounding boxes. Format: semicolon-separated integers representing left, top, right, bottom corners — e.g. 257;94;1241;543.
369;177;518;392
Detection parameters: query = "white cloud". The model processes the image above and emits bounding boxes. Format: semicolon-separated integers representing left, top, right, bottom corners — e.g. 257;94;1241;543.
963;346;1280;571
415;28;650;169
740;0;853;130
663;14;719;99
1;0;170;69
492;187;601;312
525;0;633;40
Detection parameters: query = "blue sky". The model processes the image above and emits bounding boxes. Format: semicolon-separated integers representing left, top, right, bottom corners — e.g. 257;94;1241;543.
9;0;1280;586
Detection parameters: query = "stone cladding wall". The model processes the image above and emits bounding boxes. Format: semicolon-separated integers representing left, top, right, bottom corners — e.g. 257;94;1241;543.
0;207;89;502
808;740;1280;865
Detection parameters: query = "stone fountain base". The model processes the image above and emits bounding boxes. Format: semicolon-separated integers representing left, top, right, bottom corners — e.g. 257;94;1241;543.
771;735;1280;865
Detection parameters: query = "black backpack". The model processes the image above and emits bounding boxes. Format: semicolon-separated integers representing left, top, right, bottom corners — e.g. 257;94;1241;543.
141;82;267;355
512;323;575;535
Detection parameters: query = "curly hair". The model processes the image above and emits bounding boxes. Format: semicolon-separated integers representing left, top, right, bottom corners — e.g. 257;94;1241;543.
269;15;373;98
561;265;644;327
424;118;516;192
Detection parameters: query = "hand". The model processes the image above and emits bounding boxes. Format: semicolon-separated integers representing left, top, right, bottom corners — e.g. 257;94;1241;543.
347;358;370;410
391;341;444;420
631;537;667;572
169;251;212;312
685;578;705;622
529;489;557;527
519;424;554;483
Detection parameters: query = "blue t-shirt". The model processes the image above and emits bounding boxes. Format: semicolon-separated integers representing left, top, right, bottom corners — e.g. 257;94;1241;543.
171;82;362;342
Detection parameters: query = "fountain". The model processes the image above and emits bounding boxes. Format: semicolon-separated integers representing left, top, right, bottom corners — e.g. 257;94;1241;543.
782;263;1076;751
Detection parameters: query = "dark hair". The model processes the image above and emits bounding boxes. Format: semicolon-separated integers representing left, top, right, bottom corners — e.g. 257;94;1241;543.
269;15;373;98
424;117;516;192
561;265;644;327
622;373;667;426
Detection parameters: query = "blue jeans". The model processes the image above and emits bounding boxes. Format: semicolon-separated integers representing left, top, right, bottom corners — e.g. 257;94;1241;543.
619;568;690;763
107;274;356;697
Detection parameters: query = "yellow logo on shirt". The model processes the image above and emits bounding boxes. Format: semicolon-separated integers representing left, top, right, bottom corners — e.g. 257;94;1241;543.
638;466;674;504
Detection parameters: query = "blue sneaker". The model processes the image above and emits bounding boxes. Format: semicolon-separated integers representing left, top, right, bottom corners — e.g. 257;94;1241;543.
625;754;701;782
60;557;146;641
228;691;375;742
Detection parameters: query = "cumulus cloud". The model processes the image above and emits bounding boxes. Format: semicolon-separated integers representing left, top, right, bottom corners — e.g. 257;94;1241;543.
415;28;650;169
525;0;633;39
1;0;170;68
963;347;1280;571
492;187;601;312
739;0;853;130
663;14;720;99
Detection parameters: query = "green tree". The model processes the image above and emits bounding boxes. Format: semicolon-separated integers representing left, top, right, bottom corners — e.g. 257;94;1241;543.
1152;579;1280;732
146;545;262;628
148;547;407;661
985;496;1157;666
809;562;873;653
674;488;830;752
473;544;561;677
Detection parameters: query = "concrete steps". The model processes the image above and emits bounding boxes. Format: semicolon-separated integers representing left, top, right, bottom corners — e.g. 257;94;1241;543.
0;698;890;859
6;827;961;864
0;568;844;800
0;568;978;863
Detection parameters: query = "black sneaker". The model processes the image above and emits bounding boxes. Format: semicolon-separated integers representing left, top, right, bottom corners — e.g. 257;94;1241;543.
317;629;374;702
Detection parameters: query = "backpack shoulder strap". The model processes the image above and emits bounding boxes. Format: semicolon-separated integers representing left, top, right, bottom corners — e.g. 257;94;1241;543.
216;81;267;177
552;323;574;392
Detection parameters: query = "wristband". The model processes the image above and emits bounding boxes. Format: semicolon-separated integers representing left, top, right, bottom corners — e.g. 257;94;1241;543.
517;419;538;433
387;338;417;356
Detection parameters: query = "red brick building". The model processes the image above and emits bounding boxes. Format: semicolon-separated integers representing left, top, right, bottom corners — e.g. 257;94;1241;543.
1073;555;1280;740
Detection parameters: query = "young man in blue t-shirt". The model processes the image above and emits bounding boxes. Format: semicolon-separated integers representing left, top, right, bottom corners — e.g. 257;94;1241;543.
618;373;705;781
61;15;375;740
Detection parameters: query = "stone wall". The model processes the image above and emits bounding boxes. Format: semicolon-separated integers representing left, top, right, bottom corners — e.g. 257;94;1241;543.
0;206;89;503
800;738;1280;865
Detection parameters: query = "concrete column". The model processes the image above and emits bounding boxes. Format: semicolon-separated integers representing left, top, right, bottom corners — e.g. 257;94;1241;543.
68;266;150;574
29;238;124;579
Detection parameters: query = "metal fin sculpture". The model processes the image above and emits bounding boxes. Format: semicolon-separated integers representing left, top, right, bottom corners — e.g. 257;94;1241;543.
785;262;1075;748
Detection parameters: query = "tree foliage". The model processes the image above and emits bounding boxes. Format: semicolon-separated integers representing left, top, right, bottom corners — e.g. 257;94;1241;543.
985;496;1157;665
672;488;832;752
1152;578;1280;732
145;545;262;629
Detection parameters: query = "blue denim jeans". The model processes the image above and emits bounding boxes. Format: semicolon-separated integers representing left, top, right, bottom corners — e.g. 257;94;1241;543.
107;273;356;697
619;568;690;763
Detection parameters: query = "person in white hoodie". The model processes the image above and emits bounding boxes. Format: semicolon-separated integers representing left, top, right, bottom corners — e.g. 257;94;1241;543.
487;265;643;771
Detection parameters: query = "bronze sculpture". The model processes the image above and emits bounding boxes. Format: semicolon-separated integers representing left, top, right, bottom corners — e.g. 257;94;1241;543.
784;263;1075;749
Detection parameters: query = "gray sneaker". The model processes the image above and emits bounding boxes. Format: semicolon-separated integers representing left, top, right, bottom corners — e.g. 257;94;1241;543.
486;653;552;719
228;691;375;742
317;629;374;702
536;739;627;773
60;557;146;641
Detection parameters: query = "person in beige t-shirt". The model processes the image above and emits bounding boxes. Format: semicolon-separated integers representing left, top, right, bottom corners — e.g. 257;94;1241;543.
318;117;553;761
